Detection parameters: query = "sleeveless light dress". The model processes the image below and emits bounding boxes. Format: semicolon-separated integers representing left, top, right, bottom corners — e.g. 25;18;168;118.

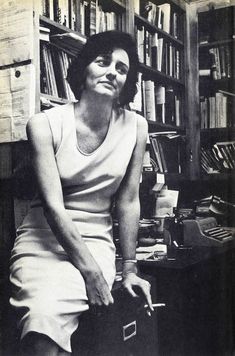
9;103;140;353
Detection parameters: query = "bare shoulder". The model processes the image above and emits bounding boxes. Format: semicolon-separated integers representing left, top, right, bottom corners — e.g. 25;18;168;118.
135;113;148;141
26;112;53;150
27;112;47;134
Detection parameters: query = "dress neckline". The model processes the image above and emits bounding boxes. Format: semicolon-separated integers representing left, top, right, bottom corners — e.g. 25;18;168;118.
72;102;115;156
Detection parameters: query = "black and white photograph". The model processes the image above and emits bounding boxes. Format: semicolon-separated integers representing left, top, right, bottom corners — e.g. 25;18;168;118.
0;0;235;355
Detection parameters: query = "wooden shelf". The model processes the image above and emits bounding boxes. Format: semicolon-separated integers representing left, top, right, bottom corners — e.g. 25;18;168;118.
139;63;184;88
148;120;185;132
40;15;87;39
201;127;235;135
199;77;234;92
99;0;126;12
200;172;235;181
200;127;235;145
199;38;235;49
40;94;72;108
135;14;184;48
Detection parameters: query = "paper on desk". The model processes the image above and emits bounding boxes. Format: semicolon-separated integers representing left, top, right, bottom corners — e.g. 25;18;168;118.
136;244;167;260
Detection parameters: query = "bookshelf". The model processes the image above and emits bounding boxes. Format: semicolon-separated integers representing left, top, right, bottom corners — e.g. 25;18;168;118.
198;5;235;179
129;0;187;186
0;1;234;221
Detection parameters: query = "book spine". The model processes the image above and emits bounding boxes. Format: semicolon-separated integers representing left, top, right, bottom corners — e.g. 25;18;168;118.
144;80;156;121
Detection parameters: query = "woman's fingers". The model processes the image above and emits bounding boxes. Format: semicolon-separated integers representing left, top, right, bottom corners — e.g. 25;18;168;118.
122;274;153;311
86;273;114;306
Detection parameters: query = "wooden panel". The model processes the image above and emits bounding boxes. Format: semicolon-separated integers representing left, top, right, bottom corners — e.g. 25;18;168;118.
0;64;36;142
185;3;201;179
0;0;34;66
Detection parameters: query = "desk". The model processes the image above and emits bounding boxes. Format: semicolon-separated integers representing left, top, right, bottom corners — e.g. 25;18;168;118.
139;245;235;356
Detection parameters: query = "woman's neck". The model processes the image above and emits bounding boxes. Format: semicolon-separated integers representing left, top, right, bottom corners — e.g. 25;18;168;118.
75;91;115;129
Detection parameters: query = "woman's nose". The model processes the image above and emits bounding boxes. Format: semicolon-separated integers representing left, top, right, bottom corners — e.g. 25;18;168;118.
106;63;117;79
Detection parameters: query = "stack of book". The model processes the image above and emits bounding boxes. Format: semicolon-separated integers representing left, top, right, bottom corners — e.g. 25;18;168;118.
199;90;234;128
199;44;232;80
139;1;182;39
39;0;126;35
40;41;75;100
135;26;181;78
149;132;184;174
138;77;181;125
194;195;235;217
201;141;235;173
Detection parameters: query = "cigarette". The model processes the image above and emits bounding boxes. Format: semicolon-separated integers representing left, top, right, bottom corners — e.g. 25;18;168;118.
144;303;166;309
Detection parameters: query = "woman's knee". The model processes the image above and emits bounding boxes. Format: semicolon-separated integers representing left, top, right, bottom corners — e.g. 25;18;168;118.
20;332;59;356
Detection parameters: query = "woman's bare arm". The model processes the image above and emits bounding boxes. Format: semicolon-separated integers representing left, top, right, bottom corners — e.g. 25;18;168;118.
115;114;153;310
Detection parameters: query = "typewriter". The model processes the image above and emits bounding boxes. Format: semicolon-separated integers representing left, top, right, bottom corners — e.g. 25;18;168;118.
183;217;234;247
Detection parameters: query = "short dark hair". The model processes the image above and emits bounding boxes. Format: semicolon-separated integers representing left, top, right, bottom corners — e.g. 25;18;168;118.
67;31;139;106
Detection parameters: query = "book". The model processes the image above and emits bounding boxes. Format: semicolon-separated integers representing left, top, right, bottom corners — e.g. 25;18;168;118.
157;3;171;34
151;33;158;69
149;136;163;172
130;72;143;112
155;85;165;124
144;80;156;121
214;141;235;170
39;26;50;42
157;38;164;72
145;29;151;66
89;0;97;35
136;26;145;63
50;32;86;57
165;86;175;125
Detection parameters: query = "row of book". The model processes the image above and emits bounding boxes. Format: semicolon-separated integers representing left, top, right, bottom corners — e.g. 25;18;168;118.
147;132;184;174
135;26;181;78
132;74;182;126
40;0;78;29
201;141;235;174
40;41;75;101
200;91;234;129
199;44;232;81
134;1;182;39
40;0;126;35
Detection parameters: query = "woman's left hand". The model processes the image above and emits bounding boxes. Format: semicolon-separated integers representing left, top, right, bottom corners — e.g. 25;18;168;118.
122;273;154;312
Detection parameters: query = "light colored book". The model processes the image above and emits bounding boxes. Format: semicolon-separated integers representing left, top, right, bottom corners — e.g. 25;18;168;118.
158;3;171;33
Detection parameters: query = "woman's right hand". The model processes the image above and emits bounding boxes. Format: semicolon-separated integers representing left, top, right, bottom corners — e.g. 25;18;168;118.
84;269;114;307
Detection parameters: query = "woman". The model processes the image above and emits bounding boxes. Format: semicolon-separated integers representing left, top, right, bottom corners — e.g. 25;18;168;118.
10;31;153;356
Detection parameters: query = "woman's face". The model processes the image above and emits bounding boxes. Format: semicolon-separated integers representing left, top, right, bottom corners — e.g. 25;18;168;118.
84;48;130;100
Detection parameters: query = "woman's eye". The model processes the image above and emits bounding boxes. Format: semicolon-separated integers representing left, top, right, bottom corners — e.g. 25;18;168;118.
96;58;109;66
117;66;128;75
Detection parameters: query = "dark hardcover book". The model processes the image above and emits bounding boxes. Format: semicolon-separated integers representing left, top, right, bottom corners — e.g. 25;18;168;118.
224;44;232;79
40;43;49;94
157;139;168;173
53;0;61;23
149;136;163;172
50;46;67;98
225;143;235;168
219;46;226;78
157;136;182;173
47;45;59;97
89;0;96;35
151;33;158;69
216;142;235;169
41;43;53;95
165;86;175;125
201;147;222;171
